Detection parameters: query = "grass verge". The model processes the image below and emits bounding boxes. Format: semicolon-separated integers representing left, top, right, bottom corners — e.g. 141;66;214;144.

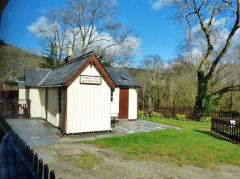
86;117;240;168
60;152;102;169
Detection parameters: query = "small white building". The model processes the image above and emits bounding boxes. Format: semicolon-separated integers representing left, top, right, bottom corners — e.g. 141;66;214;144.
19;52;140;134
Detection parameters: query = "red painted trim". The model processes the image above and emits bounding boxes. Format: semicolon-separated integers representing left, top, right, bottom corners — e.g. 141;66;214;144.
63;87;67;134
137;88;139;120
65;54;116;88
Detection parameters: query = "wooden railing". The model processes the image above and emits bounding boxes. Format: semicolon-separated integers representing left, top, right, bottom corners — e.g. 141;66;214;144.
158;107;240;120
211;118;240;143
0;98;30;119
1;131;55;178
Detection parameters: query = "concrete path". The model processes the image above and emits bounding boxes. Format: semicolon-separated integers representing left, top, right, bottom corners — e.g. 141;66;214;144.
5;118;180;147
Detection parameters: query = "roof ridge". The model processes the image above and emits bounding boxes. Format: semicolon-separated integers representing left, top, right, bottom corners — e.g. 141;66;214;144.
25;67;51;70
106;67;128;71
52;51;94;70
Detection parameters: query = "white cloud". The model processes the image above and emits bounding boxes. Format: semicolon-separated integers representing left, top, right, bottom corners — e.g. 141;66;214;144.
26;16;49;37
151;0;173;10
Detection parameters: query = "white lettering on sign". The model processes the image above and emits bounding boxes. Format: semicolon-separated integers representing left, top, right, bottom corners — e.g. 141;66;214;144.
80;75;101;85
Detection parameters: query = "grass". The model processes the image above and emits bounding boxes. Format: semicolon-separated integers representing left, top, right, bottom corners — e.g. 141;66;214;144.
86;116;240;168
60;152;102;169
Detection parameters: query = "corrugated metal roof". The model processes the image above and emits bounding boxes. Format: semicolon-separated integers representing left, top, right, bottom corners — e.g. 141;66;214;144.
25;52;93;87
106;68;141;87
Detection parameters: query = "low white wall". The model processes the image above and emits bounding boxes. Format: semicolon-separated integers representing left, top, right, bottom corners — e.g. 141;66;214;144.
128;88;138;120
110;88;119;118
66;64;111;134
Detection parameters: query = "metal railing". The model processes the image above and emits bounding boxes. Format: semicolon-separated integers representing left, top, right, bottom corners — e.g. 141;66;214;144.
211;118;240;143
0;98;31;119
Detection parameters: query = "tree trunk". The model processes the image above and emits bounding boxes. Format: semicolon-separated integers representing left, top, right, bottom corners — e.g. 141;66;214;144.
194;69;209;110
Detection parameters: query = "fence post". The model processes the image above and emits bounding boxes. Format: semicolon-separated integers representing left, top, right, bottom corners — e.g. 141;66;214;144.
44;164;49;179
39;159;43;178
50;171;55;179
34;153;38;172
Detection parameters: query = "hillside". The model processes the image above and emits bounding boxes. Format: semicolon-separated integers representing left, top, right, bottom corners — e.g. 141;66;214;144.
0;40;45;81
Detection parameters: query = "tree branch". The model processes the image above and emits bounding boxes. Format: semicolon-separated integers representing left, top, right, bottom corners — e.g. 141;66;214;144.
211;85;240;97
207;0;240;80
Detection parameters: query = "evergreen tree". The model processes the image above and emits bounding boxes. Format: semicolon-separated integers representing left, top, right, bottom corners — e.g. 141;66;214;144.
40;42;61;69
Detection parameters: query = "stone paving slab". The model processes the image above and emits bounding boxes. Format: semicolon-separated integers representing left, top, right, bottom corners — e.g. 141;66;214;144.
4;118;180;147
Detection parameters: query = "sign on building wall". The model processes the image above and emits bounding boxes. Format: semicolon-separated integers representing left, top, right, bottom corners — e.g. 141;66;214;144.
80;75;102;85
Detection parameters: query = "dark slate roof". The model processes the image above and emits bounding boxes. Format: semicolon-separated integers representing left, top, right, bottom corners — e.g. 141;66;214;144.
106;68;141;87
17;81;26;89
25;52;93;87
25;68;51;87
40;52;92;86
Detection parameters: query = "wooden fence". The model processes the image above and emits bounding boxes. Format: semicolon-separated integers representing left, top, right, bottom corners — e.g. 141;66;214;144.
158;107;240;120
0;98;31;118
1;131;56;179
0;81;18;101
211;118;240;143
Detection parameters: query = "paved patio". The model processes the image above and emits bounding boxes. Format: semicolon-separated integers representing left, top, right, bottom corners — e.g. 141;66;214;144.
4;118;180;146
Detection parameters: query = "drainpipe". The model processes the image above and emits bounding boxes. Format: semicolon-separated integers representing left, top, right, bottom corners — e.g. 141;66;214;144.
63;86;67;134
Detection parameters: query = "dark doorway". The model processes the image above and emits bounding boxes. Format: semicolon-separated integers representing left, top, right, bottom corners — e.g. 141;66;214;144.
119;88;129;119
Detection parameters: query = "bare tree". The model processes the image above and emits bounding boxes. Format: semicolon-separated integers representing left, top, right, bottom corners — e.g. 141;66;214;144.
138;55;164;111
32;0;134;65
173;0;240;110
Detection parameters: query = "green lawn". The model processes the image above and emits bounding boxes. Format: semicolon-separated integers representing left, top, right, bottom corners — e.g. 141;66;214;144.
87;117;240;167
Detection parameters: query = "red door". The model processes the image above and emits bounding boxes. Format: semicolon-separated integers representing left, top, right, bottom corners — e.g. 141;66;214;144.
119;88;129;119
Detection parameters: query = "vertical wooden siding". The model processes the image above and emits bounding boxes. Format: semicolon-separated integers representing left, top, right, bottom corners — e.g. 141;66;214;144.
66;65;111;133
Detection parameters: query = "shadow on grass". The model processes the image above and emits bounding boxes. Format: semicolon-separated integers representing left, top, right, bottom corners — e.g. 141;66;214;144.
194;130;227;141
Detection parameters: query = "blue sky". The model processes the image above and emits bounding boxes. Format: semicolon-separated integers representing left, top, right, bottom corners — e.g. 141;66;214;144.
0;0;184;65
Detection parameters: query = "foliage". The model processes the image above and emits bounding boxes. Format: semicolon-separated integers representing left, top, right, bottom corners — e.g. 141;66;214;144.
88;117;240;167
40;42;61;69
200;116;212;123
0;41;45;81
150;111;163;118
138;110;163;118
134;57;198;111
130;56;240;112
171;0;240;110
176;114;186;121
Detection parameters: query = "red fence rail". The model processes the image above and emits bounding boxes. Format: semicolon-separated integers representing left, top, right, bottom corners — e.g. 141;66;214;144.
0;98;31;119
158;107;240;120
211;118;240;143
